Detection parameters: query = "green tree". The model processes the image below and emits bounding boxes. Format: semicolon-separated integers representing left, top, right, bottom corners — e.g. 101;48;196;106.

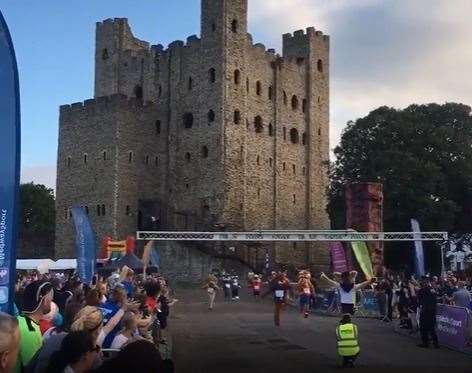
18;183;55;258
329;103;472;269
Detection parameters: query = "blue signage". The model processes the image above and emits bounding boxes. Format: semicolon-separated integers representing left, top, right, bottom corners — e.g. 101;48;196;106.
71;207;96;284
0;10;21;314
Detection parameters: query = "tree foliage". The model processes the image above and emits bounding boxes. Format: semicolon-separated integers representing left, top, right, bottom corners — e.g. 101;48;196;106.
329;103;472;235
18;183;55;258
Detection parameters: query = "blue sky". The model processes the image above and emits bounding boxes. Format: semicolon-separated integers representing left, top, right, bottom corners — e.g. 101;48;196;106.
2;0;472;189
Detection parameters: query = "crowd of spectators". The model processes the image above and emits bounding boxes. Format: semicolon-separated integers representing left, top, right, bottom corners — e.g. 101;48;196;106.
2;266;176;373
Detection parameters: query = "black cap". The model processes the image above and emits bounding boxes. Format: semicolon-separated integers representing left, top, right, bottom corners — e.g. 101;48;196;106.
22;281;53;314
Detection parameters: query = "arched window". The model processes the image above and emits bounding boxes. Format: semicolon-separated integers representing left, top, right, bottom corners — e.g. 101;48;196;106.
291;95;299;110
208;109;215;123
268;86;273;101
283;91;287;105
317;59;323;73
155;120;161;135
290;128;299;144
185;152;191;162
268;123;273;137
234;69;241;85
101;204;106;216
102;151;107;161
302;99;307;113
208;68;216;83
128;151;133;163
134;85;143;100
318;128;321;136
183;112;194;128
231;19;238;33
246;77;250;93
256;81;262;96
201;146;209;158
188;77;193;91
234;110;241;124
126;206;131;216
292;164;296;174
102;48;109;61
254;116;263;133
83;154;87;165
302;132;307;145
66;157;71;168
145;155;150;165
96;205;101;216
283;127;287;141
283;162;286;171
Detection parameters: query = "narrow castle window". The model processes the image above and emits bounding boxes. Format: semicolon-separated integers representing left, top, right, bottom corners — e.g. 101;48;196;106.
208;109;215;123
183;112;194;129
234;110;241;124
296;57;305;65
292;164;296;174
186;184;190;190
302;99;307;113
158;85;162;97
155;120;161;135
134;85;143;100
234;70;241;85
283;91;287;105
283;162;286;171
283;127;287;141
69;209;72;219
211;22;216;32
291;95;299;110
64;208;68;220
155;156;159;166
97;205;101;217
269;158;273;167
290;128;299;144
256;81;262;96
246;119;250;130
293;194;296;204
318;96;321;103
185;152;191;162
302;167;306;175
318;128;321;136
201;146;209;158
257;188;261;198
302;132;307;145
268;86;273;101
66;157;71;168
102;49;109;61
268;123;273;137
246;78;250;93
145;155;150;165
85;206;89;215
317;59;323;73
126;206;131;216
257;155;260;165
83;154;88;165
101;204;106;216
209;68;216;83
231;19;238;33
102;151;107;161
128;151;133;163
254;116;263;133
188;77;193;91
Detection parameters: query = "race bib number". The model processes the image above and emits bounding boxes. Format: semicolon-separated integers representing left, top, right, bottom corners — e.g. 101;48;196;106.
225;284;231;288
275;290;284;298
303;288;311;294
254;285;260;290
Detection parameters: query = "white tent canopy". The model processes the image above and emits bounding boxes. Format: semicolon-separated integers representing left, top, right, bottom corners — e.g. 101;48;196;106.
16;259;77;272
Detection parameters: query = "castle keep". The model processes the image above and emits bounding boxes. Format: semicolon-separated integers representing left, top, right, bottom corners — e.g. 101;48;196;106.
55;0;331;271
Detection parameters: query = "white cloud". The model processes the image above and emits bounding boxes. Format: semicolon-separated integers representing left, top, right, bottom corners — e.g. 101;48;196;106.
249;0;472;154
21;166;56;190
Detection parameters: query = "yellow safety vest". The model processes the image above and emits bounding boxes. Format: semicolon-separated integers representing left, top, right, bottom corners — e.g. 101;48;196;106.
336;323;360;357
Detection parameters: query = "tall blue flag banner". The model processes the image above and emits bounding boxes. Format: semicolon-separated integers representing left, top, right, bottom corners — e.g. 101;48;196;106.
71;207;96;284
411;218;425;277
0;11;21;314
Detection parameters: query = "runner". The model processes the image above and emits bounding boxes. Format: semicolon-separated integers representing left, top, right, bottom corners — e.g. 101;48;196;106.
263;272;291;327
221;273;232;301
231;276;241;301
252;275;262;299
202;276;220;310
297;272;314;318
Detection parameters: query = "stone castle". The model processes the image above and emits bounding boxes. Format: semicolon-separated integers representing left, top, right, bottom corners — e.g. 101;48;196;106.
55;0;331;273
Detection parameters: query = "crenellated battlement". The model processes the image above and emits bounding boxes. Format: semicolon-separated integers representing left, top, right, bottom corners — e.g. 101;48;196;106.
60;94;155;117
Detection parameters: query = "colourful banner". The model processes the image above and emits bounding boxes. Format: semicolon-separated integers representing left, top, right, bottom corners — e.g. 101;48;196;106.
351;241;374;279
411;218;425;277
71;207;96;284
0;11;21;314
436;304;469;351
329;242;349;273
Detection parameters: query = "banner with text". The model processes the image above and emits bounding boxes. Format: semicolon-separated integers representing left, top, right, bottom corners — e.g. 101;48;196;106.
71;207;96;284
0;11;21;314
329;242;349;273
436;304;469;351
351;241;374;280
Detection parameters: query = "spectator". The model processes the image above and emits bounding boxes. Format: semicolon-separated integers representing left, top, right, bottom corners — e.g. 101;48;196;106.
100;287;128;348
47;331;99;373
110;312;139;349
0;312;20;373
417;279;438;349
15;281;53;373
336;314;360;368
452;281;472;308
119;266;135;299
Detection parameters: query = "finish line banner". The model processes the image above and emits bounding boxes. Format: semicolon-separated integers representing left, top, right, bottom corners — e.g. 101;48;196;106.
436;304;469;351
0;11;21;314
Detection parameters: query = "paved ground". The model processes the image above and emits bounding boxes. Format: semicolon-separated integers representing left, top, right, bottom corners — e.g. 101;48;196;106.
170;289;471;373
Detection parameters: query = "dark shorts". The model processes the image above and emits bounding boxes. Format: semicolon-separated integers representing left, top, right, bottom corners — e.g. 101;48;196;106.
300;294;311;306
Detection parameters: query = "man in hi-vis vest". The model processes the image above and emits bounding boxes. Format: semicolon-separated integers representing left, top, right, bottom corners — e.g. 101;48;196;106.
336;314;360;368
